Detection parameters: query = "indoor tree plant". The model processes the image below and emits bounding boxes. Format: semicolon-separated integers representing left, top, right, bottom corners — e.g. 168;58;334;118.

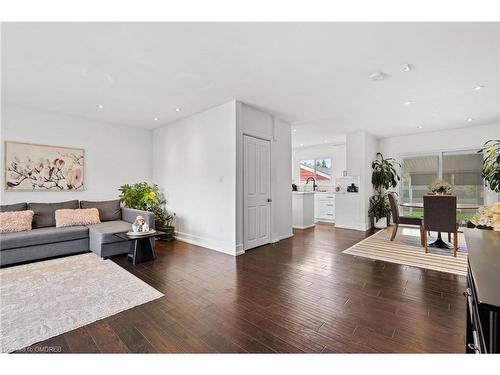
118;182;175;240
478;139;500;193
369;153;401;228
466;140;500;231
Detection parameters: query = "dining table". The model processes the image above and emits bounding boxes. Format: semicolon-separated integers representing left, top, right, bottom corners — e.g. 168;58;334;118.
399;202;480;248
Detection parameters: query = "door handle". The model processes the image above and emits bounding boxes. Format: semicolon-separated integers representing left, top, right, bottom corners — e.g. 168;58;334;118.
267;198;272;202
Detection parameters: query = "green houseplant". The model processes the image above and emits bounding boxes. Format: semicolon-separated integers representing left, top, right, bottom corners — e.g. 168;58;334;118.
369;153;401;228
478;139;500;193
118;182;175;240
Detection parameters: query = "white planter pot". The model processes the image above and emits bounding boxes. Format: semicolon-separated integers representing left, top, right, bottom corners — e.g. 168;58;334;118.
374;217;387;229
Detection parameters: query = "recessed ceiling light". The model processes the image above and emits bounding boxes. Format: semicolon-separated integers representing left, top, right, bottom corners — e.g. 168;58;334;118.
154;117;159;121
473;85;484;91
402;63;412;72
417;125;424;129
467;117;473;122
369;72;388;81
404;101;413;106
97;104;104;109
175;108;181;112
324;139;328;143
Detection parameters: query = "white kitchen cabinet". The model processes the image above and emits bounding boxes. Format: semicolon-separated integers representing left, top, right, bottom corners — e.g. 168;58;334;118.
314;192;335;223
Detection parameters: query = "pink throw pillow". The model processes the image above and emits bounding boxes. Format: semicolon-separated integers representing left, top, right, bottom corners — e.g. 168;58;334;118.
55;208;101;228
0;210;34;233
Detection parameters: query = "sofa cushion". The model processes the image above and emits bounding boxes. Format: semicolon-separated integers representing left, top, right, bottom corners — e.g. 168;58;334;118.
0;202;28;212
87;220;132;245
28;200;79;228
0;225;89;251
80;199;121;222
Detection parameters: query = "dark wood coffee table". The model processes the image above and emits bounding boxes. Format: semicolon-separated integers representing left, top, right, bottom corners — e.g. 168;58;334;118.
115;231;165;265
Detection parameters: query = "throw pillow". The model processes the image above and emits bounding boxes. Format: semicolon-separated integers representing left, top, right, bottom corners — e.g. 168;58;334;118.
0;210;34;233
55;208;101;228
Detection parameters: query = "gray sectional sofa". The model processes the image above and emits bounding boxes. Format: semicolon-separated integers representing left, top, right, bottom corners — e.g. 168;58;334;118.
0;199;154;267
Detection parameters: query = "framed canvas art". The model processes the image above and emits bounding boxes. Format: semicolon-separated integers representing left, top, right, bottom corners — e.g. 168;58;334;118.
4;141;85;191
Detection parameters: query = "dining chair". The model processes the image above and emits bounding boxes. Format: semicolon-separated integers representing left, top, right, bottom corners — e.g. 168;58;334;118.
388;192;424;246
422;195;458;257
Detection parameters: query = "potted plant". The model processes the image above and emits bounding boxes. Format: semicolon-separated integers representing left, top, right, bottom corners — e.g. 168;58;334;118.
429;179;452;195
478;139;500;193
369;153;401;228
155;209;176;241
118;182;176;240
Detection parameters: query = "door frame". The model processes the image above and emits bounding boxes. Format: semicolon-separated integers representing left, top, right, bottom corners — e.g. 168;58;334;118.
242;134;272;251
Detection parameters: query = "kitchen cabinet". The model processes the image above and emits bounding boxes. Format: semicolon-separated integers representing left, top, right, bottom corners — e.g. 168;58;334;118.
314;192;335;223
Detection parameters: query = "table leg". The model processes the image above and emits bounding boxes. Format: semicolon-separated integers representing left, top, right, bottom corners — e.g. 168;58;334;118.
428;231;450;249
128;238;155;265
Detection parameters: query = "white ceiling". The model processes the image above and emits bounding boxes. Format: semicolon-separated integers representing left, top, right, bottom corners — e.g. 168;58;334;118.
2;22;499;147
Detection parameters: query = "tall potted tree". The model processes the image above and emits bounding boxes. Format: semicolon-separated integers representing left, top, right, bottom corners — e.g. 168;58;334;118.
478;139;500;194
369;153;401;228
467;140;500;231
118;182;175;240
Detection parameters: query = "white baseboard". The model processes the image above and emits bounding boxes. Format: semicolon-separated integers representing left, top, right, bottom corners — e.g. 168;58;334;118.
235;243;245;256
292;224;315;230
175;231;295;257
335;223;370;232
175;231;237;256
272;232;294;243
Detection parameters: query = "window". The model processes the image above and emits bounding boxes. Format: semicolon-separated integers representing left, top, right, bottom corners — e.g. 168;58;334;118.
401;155;439;210
300;158;332;183
400;151;484;224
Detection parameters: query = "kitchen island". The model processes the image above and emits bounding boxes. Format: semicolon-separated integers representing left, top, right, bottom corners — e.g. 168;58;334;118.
292;191;315;229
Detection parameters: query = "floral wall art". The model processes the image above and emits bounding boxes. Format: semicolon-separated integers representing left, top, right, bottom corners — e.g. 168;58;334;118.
4;141;84;191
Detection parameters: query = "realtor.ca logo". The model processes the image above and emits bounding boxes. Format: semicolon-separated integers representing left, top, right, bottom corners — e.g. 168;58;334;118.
18;345;62;353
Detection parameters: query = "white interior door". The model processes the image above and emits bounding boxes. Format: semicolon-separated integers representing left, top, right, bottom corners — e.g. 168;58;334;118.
243;135;271;251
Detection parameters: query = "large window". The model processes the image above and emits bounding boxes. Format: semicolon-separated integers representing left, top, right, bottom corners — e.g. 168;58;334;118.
300;158;332;184
400;151;484;224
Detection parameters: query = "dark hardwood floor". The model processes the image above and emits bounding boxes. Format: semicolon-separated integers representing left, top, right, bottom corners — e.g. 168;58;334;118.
20;224;467;353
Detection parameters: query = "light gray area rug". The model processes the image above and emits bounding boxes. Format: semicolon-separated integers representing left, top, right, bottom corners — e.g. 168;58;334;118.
343;227;468;276
0;253;163;353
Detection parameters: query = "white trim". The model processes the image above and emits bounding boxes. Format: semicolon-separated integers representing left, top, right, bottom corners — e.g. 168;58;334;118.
174;231;237;256
272;232;294;243
292;224;315;230
335;223;370;232
235;243;245;256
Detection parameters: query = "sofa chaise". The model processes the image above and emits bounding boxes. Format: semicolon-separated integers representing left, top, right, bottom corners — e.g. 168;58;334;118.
0;199;154;267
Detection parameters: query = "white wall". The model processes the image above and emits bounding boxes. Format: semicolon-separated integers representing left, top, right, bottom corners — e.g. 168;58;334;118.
0;104;153;204
378;123;500;159
235;102;293;253
343;131;377;231
292;143;346;186
153;101;237;255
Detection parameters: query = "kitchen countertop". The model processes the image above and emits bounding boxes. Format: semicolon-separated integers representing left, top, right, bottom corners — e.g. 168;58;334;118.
292;191;316;195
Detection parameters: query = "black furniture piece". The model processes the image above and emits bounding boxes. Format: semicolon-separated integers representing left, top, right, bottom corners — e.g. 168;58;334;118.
115;231;165;265
388;193;424;246
423;195;458;255
463;228;500;354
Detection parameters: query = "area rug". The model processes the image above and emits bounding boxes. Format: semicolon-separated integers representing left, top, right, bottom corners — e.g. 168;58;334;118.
0;253;163;353
342;227;468;276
